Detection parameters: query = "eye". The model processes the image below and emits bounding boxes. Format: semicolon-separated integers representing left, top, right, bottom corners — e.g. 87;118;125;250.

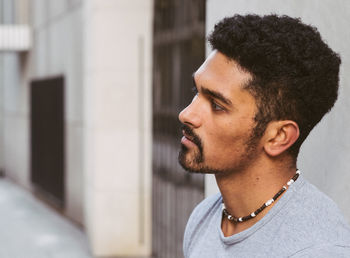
210;100;224;111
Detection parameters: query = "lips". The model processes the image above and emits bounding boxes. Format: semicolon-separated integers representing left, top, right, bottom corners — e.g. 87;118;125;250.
182;130;194;142
180;125;203;157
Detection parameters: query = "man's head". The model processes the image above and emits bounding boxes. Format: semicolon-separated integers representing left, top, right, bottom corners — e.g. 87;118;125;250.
178;14;341;174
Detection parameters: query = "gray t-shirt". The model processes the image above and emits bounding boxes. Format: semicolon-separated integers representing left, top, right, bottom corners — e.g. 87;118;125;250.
183;174;350;257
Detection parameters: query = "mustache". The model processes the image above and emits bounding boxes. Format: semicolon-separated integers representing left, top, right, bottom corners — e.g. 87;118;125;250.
181;124;203;150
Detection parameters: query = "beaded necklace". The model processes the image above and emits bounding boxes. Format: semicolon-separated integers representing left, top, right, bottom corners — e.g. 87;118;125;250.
222;169;300;223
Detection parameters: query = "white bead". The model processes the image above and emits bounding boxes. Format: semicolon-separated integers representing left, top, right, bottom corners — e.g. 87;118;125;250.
296;170;301;174
228;215;233;220
283;186;287;190
287;179;294;186
238;217;243;222
251;212;256;217
265;199;274;206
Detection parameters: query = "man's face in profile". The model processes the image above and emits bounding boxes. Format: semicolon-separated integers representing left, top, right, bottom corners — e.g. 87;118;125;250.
178;50;261;175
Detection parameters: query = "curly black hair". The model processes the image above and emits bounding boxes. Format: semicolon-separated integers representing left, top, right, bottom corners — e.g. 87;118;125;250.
208;14;341;158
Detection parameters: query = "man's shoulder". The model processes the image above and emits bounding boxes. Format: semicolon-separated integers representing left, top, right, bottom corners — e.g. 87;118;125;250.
183;193;221;256
292;178;348;225
274;177;350;249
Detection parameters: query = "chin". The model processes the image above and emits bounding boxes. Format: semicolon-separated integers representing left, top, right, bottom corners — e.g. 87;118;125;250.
178;155;198;172
179;155;201;173
179;157;224;175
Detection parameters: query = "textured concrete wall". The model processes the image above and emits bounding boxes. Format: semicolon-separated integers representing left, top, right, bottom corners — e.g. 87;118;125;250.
206;0;350;222
0;52;30;188
1;0;153;255
0;0;86;225
31;0;85;225
0;54;3;173
0;0;31;189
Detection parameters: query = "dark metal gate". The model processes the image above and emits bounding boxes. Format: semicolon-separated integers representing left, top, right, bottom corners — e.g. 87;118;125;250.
152;0;206;257
30;76;65;207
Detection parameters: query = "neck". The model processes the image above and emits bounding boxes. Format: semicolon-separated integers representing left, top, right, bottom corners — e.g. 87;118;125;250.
216;156;296;236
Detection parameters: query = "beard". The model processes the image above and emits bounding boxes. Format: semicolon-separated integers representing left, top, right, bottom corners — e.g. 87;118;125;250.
178;124;204;163
178;124;260;175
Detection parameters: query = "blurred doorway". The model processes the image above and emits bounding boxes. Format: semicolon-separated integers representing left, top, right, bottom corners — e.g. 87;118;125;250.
30;76;65;207
152;0;206;257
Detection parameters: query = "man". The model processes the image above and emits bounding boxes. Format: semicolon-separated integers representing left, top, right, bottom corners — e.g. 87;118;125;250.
178;14;350;257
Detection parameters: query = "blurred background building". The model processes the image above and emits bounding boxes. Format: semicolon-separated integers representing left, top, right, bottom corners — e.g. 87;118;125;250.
0;0;349;257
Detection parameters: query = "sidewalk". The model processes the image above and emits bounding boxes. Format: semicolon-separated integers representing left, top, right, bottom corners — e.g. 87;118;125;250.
0;178;93;258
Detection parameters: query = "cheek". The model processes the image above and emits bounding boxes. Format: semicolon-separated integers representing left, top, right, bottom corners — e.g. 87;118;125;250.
205;126;241;153
205;120;253;152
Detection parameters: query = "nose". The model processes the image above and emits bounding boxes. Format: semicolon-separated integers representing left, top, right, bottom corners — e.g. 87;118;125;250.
178;95;202;128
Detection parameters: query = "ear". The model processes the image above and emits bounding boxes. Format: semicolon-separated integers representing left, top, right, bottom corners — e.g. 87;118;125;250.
263;120;300;157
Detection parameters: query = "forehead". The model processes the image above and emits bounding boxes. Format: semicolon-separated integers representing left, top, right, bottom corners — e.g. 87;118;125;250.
193;50;254;103
194;50;252;90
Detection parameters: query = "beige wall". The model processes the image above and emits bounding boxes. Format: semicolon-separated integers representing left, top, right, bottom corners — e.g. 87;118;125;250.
83;0;153;255
205;0;350;222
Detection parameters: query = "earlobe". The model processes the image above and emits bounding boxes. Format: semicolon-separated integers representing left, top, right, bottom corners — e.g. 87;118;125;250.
263;121;300;157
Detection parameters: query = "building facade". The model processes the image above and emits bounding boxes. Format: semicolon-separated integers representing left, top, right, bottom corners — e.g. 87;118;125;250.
1;0;153;256
1;0;350;257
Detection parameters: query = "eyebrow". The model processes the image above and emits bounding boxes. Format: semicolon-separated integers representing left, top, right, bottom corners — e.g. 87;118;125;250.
192;74;232;106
